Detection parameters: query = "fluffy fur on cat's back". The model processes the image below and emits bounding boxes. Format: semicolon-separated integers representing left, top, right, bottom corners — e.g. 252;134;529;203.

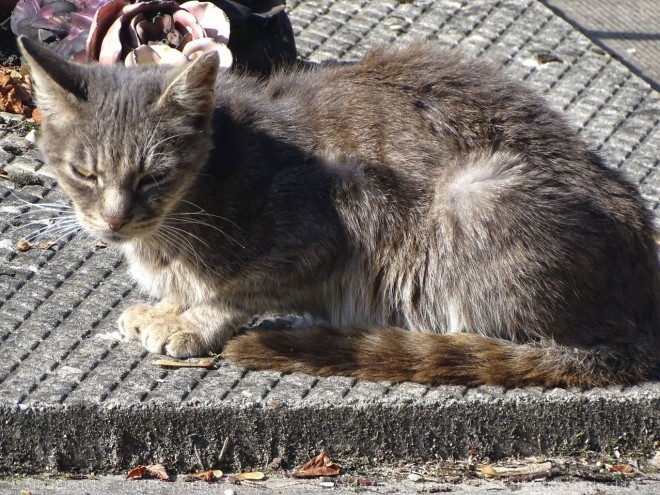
20;37;660;387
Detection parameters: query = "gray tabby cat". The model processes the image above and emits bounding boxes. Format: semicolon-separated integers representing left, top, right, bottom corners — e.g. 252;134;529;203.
19;36;660;387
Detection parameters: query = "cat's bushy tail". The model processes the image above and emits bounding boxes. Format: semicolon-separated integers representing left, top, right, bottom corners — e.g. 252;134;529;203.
223;326;653;387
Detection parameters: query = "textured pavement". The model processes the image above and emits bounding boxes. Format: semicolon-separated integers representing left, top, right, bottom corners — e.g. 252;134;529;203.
543;0;660;90
1;0;660;479
3;474;660;495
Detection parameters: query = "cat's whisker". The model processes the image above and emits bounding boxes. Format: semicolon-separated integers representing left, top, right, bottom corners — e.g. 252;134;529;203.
7;191;70;207
144;130;201;166
7;211;74;226
9;205;72;216
144;152;168;161
159;224;224;280
44;226;83;246
149;131;202;150
13;217;78;235
167;216;245;249
9;214;70;228
141;114;164;165
155;225;198;258
159;228;220;280
19;203;72;211
22;225;55;241
161;223;212;249
25;221;82;242
20;222;75;239
155;227;219;279
60;226;89;244
178;199;245;231
18;215;83;243
8;210;72;223
79;132;98;161
158;233;203;274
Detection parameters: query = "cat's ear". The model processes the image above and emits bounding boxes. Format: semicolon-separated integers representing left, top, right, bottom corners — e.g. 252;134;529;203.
157;51;219;120
18;36;87;118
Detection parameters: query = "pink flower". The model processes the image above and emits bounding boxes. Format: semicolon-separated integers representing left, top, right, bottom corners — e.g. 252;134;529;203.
11;0;109;59
12;0;296;74
87;0;232;68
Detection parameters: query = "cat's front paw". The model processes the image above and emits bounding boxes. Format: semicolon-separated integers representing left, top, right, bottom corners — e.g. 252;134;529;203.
118;304;209;358
118;304;161;340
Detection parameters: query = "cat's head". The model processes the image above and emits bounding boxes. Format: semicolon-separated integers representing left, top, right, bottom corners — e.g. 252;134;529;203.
19;36;219;244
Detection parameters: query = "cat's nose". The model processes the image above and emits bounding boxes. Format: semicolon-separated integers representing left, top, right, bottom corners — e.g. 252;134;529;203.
103;216;131;232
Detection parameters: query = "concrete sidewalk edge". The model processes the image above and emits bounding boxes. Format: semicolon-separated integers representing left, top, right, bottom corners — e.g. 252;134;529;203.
2;390;659;474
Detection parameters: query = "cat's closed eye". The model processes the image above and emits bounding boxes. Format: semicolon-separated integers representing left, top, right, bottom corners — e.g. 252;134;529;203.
70;165;97;183
138;171;169;191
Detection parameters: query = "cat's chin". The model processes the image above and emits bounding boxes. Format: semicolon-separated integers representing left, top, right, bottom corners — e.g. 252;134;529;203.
88;223;157;244
97;232;133;244
96;228;161;246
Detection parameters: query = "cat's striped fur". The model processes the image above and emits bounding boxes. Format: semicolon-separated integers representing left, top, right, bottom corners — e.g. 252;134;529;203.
21;37;660;387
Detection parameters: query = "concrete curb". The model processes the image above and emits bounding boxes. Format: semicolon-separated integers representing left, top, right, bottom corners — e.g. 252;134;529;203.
2;381;660;473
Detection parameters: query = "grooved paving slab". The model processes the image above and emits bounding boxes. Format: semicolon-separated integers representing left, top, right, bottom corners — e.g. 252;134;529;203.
1;0;660;474
543;0;660;90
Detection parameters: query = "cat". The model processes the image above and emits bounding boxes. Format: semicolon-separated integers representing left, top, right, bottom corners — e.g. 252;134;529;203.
19;35;660;388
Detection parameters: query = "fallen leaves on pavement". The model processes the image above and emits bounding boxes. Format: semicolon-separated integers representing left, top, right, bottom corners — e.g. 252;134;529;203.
126;463;170;481
481;461;553;481
0;67;32;115
62;473;97;480
182;469;223;482
234;471;265;480
38;240;55;250
153;357;218;369
16;239;33;252
292;451;341;478
16;239;58;251
227;471;266;484
610;463;634;474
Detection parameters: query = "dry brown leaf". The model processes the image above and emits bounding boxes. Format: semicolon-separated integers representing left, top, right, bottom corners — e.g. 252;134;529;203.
38;240;55;250
234;471;265;480
292;451;341;478
95;240;108;249
126;465;148;479
182;469;223;482
145;463;170;480
31;107;42;124
63;473;97;480
153;357;218;369
17;239;33;252
0;168;8;179
126;463;170;480
481;461;552;480
611;464;634;474
20;490;32;495
0;67;32;114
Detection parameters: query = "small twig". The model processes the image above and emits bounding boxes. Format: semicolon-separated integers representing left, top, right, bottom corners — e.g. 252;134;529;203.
218;437;230;464
0;16;11;28
193;443;204;470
